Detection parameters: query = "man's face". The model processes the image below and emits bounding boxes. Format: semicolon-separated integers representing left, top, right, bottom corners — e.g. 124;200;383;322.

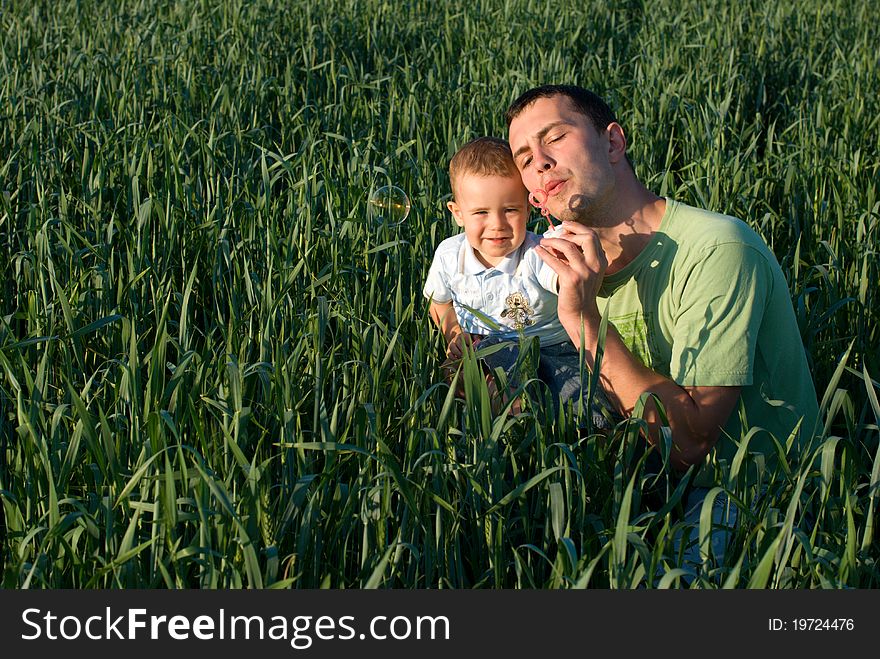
447;174;529;268
508;95;615;224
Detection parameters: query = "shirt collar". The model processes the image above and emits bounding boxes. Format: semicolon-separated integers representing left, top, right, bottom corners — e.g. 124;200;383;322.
459;240;522;275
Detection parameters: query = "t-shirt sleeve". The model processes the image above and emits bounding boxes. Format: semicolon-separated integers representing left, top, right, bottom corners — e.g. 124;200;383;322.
423;249;453;303
670;243;773;387
526;246;559;293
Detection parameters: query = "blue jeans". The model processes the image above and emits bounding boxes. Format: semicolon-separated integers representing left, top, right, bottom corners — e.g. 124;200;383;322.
474;336;616;429
670;486;738;581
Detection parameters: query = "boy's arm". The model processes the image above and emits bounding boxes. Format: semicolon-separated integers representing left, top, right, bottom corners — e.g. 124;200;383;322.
429;301;474;360
429;301;461;343
528;238;561;294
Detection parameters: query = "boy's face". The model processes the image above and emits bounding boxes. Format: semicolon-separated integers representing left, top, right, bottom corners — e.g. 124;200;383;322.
446;174;530;268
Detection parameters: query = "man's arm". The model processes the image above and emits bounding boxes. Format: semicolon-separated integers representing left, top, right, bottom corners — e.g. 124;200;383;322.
579;313;740;470
536;226;741;471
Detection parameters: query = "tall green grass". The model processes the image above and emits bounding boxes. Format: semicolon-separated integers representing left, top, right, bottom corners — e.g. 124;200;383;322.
1;0;878;587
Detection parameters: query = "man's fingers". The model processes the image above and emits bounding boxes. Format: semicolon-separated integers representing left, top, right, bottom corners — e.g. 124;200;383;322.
541;233;605;272
556;221;591;235
534;244;569;275
539;237;592;271
555;222;603;256
550;223;601;251
540;236;582;256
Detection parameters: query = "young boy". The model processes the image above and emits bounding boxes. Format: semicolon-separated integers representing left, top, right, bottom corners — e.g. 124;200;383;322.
423;137;613;427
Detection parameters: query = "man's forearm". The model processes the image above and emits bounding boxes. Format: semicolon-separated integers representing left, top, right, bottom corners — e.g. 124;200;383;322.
563;307;734;470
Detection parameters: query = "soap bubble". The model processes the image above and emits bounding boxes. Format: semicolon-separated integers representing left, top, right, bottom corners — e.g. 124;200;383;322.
369;185;411;227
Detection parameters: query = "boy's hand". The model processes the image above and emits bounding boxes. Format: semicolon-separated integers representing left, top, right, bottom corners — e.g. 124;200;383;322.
441;333;479;396
446;332;479;361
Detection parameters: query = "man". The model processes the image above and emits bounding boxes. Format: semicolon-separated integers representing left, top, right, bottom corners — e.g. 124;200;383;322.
506;85;819;570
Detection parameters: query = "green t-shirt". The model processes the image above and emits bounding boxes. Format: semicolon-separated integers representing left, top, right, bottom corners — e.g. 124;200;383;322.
598;199;819;485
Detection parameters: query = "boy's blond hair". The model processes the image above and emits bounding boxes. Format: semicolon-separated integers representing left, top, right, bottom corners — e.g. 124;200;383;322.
449;137;523;198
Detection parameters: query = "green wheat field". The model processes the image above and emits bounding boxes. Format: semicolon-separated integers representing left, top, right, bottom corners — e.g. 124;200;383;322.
1;0;878;588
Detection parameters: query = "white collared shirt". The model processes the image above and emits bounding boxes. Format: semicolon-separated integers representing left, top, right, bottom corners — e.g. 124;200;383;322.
423;231;568;345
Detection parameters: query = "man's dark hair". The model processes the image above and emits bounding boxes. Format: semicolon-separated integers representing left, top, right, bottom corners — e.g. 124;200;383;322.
505;85;619;131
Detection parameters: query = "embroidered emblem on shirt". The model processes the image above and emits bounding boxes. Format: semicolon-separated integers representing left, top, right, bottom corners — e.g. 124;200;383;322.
500;292;535;330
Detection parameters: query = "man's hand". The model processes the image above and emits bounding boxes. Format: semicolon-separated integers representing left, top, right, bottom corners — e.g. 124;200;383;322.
534;221;608;334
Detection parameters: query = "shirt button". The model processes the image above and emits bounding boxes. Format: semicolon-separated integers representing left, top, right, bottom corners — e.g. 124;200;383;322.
487;294;494;300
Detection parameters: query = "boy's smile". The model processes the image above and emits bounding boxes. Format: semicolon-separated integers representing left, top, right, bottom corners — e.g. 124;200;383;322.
447;174;530;268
